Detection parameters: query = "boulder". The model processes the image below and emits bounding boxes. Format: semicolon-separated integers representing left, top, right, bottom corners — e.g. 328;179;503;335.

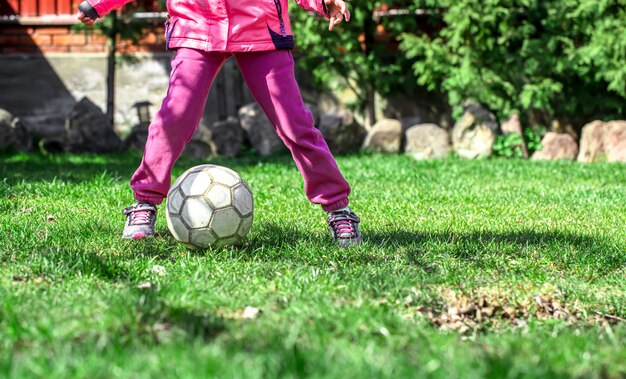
318;113;366;155
404;123;451;160
0;108;32;152
208;117;243;157
362;118;403;153
531;132;578;160
238;102;286;156
451;101;499;159
122;122;150;152
182;122;214;158
578;120;626;163
65;97;122;153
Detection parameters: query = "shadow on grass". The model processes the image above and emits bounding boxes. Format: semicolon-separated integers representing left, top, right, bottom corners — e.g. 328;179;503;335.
230;222;626;274
0;152;299;186
135;286;226;342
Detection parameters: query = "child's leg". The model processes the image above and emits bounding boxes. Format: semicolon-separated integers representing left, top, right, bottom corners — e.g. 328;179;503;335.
234;50;351;212
130;48;229;204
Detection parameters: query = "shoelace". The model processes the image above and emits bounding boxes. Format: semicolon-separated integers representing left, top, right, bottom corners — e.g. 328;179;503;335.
328;213;359;239
128;209;153;226
123;205;155;226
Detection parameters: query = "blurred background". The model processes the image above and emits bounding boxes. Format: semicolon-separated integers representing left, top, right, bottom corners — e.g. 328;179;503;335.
1;0;625;162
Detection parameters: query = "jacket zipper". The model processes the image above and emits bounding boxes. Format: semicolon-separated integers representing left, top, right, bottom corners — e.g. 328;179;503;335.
165;18;178;50
273;0;287;37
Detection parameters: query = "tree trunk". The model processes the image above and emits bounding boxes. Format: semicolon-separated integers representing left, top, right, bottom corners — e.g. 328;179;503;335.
363;9;376;126
106;12;117;128
366;85;376;127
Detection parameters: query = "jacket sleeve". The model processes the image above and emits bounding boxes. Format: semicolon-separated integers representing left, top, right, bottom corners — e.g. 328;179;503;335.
87;0;134;17
293;0;330;19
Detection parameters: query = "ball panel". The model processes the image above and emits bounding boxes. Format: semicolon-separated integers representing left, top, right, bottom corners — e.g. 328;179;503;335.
210;208;241;238
170;165;207;190
180;171;214;197
232;183;253;216
237;214;253;238
166;212;190;243
166;187;185;215
207;166;240;187
181;197;214;229
205;183;232;209
189;228;218;249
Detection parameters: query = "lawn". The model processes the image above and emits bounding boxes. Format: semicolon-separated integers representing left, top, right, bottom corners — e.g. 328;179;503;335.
1;152;625;378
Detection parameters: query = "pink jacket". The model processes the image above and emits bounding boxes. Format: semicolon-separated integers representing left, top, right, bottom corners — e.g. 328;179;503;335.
87;0;329;52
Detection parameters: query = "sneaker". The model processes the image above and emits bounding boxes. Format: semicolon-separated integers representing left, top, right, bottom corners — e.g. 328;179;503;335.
327;209;362;247
122;202;157;239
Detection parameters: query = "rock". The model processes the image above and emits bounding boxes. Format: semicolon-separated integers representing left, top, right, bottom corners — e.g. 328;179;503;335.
65;97;121;153
500;114;528;158
0;108;33;152
318;113;366;155
362;118;403;153
238;102;286;156
182;122;214;158
305;102;321;128
208;117;243;157
451;101;499;159
578;120;626;163
122;122;150;152
531;132;578;160
400;116;424;131
404;123;451;159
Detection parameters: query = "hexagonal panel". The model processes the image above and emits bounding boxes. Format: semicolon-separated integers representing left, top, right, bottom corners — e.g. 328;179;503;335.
237;215;253;238
190;229;218;249
206;184;232;209
210;208;241;238
207;166;241;187
171;172;189;190
179;171;214;197
232;183;253;216
166;213;190;243
181;197;213;229
166;187;185;215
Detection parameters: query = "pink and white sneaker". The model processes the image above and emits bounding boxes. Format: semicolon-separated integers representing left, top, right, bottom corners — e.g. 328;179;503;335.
122;202;157;239
327;209;362;247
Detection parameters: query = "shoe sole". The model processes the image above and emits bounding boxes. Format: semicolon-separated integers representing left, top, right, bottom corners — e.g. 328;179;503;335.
122;232;154;240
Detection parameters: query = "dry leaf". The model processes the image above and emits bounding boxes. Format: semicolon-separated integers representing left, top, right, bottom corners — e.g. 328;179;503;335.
137;282;152;289
152;265;167;276
241;306;261;319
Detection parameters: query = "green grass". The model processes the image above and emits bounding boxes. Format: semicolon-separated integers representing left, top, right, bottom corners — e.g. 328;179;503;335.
1;152;626;378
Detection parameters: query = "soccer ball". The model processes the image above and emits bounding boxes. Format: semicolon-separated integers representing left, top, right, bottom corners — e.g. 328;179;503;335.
165;164;253;249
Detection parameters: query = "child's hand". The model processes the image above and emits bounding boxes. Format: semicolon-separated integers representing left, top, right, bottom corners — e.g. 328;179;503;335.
324;0;351;31
77;11;95;26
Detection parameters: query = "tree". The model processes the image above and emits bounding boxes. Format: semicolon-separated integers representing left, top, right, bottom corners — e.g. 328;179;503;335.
290;1;421;126
74;6;151;127
400;0;626;129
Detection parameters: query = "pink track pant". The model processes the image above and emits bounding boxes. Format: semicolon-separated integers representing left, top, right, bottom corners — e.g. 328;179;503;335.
130;47;351;212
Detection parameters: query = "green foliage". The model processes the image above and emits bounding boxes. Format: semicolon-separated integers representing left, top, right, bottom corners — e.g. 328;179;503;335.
492;125;545;158
400;0;626;127
524;125;545;155
492;133;525;159
290;1;420;120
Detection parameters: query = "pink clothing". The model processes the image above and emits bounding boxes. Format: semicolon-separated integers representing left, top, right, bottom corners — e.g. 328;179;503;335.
131;48;350;212
88;0;329;52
